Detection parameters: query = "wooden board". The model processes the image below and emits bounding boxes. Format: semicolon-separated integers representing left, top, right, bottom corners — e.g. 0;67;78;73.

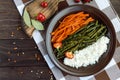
23;0;59;37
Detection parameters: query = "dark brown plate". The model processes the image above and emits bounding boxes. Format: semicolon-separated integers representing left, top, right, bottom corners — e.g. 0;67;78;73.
46;5;116;76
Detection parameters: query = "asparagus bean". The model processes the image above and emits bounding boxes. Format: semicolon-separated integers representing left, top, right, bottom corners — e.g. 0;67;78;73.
95;20;98;25
86;25;100;33
83;39;96;43
91;26;105;38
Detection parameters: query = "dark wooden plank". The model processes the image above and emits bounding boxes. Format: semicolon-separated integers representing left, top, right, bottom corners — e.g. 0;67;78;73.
0;39;49;67
0;67;55;80
0;0;28;39
0;0;56;79
0;1;20;19
0;39;54;79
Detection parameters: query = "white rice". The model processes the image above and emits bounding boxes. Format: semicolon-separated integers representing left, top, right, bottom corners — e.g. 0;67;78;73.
64;36;110;68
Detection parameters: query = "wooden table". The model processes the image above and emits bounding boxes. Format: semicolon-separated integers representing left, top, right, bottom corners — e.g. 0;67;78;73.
0;0;119;80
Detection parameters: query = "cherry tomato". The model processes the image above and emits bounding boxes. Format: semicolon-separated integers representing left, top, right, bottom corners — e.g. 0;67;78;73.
53;42;62;48
74;0;81;3
36;13;46;22
65;52;74;59
40;1;48;8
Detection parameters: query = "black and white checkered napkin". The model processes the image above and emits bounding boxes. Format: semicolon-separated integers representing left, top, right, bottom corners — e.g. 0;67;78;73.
13;0;120;80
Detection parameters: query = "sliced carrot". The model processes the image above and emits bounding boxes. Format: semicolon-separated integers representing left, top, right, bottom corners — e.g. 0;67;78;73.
51;11;94;43
83;17;94;25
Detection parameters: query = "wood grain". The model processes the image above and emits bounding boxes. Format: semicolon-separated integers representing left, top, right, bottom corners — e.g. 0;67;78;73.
0;0;55;79
0;39;46;66
0;67;55;80
0;1;29;39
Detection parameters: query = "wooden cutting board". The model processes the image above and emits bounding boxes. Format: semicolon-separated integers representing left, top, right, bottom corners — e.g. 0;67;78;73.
23;0;63;37
26;0;59;19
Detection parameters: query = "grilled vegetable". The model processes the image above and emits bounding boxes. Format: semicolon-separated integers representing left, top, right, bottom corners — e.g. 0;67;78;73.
54;20;107;59
65;52;74;59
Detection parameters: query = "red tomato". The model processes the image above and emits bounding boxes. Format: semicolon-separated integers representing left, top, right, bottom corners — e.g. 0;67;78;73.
36;13;46;22
53;42;62;48
65;52;74;59
40;1;48;8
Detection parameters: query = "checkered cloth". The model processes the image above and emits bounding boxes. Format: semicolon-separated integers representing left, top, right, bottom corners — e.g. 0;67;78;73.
13;0;120;80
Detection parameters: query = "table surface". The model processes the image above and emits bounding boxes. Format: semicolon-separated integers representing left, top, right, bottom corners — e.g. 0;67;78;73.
0;0;119;80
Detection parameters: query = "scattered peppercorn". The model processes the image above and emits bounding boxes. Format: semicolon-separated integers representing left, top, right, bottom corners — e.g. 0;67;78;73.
20;71;24;74
34;46;37;49
31;70;33;73
40;71;43;74
11;32;14;37
13;60;17;63
7;51;11;55
37;57;40;61
13;42;16;45
35;54;38;58
17;27;21;30
17;53;20;56
22;52;25;55
8;58;11;62
13;47;18;50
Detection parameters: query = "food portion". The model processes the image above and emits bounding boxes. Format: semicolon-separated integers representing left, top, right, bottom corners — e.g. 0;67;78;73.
51;11;109;68
64;36;110;68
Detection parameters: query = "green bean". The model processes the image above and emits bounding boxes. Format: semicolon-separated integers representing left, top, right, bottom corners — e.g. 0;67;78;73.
78;44;87;50
74;23;94;35
81;36;90;40
86;25;100;33
68;43;87;52
63;34;83;45
59;44;77;57
60;39;83;55
97;29;107;39
68;44;79;52
60;41;78;53
63;34;81;43
87;29;97;37
72;22;94;34
63;22;95;43
87;22;95;29
91;26;105;38
83;39;96;43
74;25;87;34
63;40;77;46
95;20;98;25
57;54;64;59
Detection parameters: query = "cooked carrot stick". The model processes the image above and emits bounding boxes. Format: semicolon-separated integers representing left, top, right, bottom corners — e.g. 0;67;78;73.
51;11;94;43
